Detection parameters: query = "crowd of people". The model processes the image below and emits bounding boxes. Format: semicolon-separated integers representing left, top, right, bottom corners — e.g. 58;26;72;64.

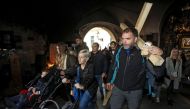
3;27;190;109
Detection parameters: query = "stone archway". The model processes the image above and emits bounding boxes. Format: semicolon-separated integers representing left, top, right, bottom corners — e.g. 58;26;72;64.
78;21;122;51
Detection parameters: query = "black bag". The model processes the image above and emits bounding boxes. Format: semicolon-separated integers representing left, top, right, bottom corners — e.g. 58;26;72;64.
154;63;166;83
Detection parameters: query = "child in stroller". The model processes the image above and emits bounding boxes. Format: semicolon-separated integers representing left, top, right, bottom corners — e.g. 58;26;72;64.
4;70;48;109
5;65;62;109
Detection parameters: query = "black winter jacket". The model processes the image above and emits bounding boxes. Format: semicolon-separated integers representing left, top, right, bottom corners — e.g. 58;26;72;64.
108;46;146;91
64;63;98;96
89;51;108;75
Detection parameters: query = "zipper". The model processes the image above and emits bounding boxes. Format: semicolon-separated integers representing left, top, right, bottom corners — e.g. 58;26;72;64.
122;55;130;89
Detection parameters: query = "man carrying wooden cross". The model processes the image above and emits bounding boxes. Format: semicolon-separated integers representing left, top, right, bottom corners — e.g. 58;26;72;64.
106;27;146;109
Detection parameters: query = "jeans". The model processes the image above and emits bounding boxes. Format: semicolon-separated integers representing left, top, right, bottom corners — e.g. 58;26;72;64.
110;87;143;109
5;94;27;109
79;90;95;109
146;71;155;96
95;75;103;97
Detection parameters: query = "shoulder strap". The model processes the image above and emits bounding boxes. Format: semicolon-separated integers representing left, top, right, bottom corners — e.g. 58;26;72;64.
110;46;122;83
76;67;80;83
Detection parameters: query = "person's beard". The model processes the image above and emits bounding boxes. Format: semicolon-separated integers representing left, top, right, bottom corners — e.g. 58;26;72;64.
123;42;136;49
123;44;132;49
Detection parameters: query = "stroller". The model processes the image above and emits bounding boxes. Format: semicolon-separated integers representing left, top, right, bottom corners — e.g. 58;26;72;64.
38;81;63;109
31;66;64;109
5;65;63;109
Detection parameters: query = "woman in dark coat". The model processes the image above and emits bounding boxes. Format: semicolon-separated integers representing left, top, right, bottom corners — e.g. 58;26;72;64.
63;49;98;109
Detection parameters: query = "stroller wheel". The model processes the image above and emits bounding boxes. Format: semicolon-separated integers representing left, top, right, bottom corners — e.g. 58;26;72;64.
62;101;73;109
39;99;60;109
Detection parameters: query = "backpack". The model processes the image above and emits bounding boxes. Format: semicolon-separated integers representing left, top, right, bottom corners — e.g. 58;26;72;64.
153;62;166;83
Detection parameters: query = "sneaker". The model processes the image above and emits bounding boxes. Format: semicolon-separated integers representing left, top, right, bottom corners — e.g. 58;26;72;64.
155;97;160;103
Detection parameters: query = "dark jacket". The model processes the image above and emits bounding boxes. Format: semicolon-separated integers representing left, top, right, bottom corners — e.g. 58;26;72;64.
65;63;98;96
33;78;47;93
66;54;77;68
75;43;89;55
184;60;190;76
89;51;108;75
108;46;146;91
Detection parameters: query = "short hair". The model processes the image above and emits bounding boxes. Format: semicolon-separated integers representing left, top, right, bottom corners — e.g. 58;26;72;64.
79;49;91;58
75;36;82;40
110;41;117;46
122;27;138;37
92;42;99;48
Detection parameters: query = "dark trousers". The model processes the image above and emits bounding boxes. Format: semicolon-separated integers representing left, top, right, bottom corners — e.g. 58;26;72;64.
167;80;174;100
110;87;143;109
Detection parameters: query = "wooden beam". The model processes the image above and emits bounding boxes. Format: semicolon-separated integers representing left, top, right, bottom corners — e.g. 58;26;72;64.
135;2;153;49
135;2;153;33
120;23;128;30
135;2;164;66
